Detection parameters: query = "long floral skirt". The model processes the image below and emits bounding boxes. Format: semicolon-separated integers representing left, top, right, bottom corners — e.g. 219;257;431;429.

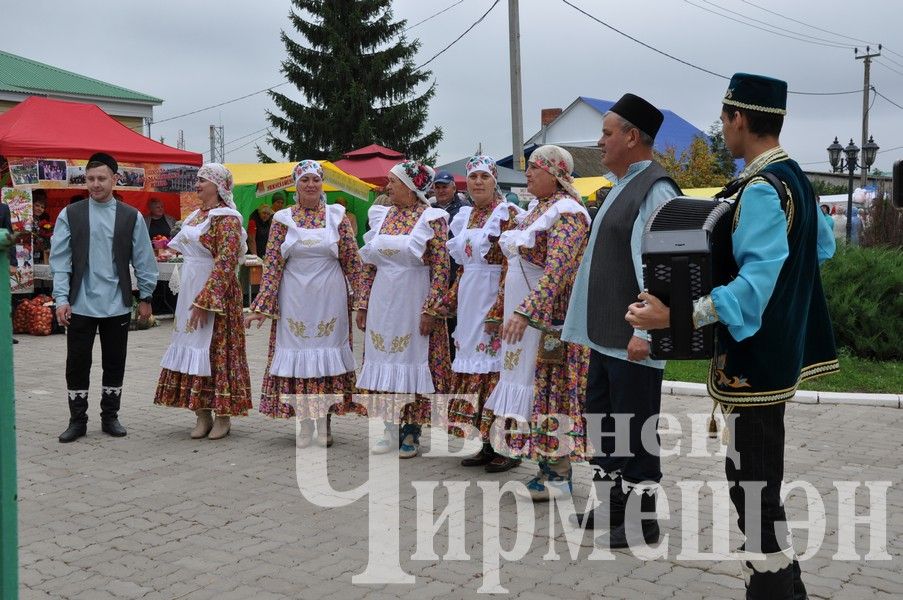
258;320;366;419
154;305;253;416
489;342;589;462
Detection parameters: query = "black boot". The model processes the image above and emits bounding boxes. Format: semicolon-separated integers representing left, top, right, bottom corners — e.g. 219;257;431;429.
59;390;88;443
600;488;660;548
791;560;808;600
461;443;497;467
100;386;127;437
571;472;626;530
744;560;795;600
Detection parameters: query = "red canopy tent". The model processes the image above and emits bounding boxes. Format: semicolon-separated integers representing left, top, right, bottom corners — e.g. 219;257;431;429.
0;96;202;165
333;144;406;188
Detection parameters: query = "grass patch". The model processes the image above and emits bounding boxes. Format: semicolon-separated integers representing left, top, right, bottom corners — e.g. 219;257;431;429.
663;351;902;394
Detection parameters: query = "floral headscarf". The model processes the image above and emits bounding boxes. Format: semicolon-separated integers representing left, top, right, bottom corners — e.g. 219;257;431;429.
293;159;323;185
390;160;435;204
196;163;237;210
465;154;503;199
528;145;579;200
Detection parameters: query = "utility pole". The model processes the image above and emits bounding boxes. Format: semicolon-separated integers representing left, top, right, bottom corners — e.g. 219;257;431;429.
177;130;185;150
508;0;524;171
855;44;880;187
209;125;225;163
146;117;153;138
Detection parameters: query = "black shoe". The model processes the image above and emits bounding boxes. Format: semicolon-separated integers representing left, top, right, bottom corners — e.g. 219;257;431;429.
12;338;18;344
101;418;127;437
745;562;795;600
484;456;522;473
461;443;496;467
597;490;659;549
58;421;87;443
59;391;89;443
571;473;626;530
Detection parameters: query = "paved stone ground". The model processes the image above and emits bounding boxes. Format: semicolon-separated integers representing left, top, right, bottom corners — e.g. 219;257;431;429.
12;322;903;599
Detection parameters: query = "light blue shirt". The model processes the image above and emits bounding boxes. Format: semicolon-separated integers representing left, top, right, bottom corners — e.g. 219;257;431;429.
50;197;158;318
711;180;835;341
562;160;680;369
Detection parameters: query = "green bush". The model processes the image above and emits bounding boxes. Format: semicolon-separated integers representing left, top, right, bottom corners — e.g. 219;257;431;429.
821;245;903;360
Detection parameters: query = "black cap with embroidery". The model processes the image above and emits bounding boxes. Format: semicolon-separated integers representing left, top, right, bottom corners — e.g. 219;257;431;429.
723;73;788;115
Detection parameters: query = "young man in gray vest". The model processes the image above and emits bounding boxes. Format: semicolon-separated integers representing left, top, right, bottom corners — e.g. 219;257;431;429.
561;93;680;548
50;152;158;443
627;73;837;599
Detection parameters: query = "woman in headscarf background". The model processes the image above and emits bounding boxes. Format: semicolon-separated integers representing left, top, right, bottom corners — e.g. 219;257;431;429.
245;160;365;446
154;163;252;439
355;160;451;458
441;155;524;473
484;145;591;500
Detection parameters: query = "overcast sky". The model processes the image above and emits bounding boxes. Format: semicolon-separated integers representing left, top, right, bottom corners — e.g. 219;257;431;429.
7;0;903;171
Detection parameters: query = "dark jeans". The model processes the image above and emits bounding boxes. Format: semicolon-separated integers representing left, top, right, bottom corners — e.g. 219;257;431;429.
65;313;131;391
725;403;790;554
586;349;663;484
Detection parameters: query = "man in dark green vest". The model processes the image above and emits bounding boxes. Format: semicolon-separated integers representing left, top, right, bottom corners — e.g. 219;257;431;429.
50;153;158;443
627;73;838;599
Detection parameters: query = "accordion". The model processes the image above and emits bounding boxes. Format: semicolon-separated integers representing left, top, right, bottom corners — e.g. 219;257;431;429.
641;197;735;360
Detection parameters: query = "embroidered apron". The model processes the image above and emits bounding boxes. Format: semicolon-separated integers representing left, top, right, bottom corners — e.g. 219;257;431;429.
446;205;506;374
356;210;434;394
159;211;218;376
269;204;355;378
483;246;543;421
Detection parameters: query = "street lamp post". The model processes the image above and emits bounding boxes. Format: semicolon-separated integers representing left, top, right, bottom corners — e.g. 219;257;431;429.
827;135;879;243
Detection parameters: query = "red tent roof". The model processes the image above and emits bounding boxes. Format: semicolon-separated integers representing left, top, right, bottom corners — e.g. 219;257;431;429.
0;96;202;166
333;144;407;187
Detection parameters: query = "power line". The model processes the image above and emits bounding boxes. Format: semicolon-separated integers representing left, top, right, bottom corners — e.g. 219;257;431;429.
736;0;876;46
874;89;903;111
683;0;853;50
404;0;465;31
562;0;863;96
153;82;290;125
883;46;903;61
879;54;903;70
878;145;903;155
874;60;903;78
415;0;501;70
224;127;270;148
219;131;272;158
561;0;729;79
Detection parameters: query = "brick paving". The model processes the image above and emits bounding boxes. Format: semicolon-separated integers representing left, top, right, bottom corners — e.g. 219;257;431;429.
12;322;903;599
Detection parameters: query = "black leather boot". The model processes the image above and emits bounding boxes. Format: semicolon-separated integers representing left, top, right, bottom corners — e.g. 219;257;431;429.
100;386;127;437
461;443;497;467
791;560;808;599
744;560;795;600
600;488;660;548
571;472;626;530
59;390;88;443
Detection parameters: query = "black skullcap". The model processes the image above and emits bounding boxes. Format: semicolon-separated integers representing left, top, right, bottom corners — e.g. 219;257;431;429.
723;73;788;115
87;152;118;174
609;93;664;139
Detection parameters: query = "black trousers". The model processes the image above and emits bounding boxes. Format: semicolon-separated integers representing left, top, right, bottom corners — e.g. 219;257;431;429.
586;349;664;484
65;313;131;391
725;402;790;554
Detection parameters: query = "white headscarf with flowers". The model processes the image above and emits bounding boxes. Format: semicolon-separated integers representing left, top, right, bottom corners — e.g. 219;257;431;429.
292;159;327;203
465;154;503;199
196;163;237;210
527;145;580;200
390;160;435;204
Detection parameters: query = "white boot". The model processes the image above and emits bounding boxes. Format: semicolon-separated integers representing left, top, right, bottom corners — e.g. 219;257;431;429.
190;410;213;439
208;415;231;440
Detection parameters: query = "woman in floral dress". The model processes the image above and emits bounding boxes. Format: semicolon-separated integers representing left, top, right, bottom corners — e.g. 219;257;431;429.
484;145;591;500
355;160;451;458
154;163;252;439
442;155;524;473
245;160;365;447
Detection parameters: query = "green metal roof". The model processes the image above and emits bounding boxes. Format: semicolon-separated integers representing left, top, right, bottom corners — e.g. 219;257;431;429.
0;50;161;104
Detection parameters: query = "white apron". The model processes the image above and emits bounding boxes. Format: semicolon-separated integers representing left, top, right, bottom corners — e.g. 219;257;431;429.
269;204;355;379
446;203;520;374
160;207;245;376
484;196;589;420
356;205;448;394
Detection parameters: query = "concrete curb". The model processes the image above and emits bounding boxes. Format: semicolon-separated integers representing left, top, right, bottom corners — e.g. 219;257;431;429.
662;380;902;408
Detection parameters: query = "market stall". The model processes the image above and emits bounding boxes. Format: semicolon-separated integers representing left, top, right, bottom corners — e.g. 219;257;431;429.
0;96;203;295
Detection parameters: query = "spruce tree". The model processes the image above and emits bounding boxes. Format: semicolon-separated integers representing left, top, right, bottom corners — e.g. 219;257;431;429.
258;0;442;163
707;120;736;180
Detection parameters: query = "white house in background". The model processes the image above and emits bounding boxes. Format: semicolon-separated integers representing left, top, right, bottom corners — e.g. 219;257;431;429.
525;96;707;156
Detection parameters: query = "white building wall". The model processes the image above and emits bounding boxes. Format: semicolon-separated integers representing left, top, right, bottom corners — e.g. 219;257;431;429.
527;102;603;147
